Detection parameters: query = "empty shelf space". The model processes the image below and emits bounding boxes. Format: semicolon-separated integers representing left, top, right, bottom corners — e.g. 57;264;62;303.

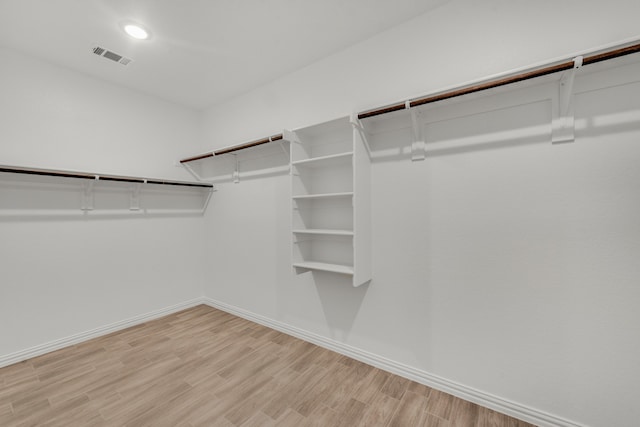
292;229;354;236
292;192;353;200
291;152;353;168
292;261;354;275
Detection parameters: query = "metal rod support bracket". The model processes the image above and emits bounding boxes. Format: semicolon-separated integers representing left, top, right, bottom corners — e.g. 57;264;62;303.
282;129;299;175
350;113;373;159
409;106;426;161
552;56;583;144
232;154;240;184
129;182;142;211
81;179;95;211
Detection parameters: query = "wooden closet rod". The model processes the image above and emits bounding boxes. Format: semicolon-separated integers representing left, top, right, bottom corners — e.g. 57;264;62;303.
358;41;640;119
0;166;213;188
179;39;640;164
180;134;284;164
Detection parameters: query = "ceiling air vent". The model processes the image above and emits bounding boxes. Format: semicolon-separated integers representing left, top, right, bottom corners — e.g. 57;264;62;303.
92;46;132;66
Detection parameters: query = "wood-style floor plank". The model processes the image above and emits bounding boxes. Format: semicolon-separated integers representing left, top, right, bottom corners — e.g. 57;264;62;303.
0;305;536;426
357;391;399;426
388;390;429;427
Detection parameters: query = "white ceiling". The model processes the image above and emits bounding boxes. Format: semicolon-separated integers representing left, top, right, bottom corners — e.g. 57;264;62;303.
0;0;445;110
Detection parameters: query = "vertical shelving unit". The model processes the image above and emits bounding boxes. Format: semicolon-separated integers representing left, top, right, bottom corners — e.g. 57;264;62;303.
285;116;371;287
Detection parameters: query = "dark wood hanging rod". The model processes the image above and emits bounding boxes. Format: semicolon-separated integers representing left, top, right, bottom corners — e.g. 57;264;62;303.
358;41;640;119
180;134;284;164
0;166;213;188
178;39;640;164
179;152;215;163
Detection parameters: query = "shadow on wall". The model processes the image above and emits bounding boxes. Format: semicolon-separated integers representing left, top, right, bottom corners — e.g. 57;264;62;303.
367;104;640;164
367;99;553;163
310;270;368;342
365;73;640;164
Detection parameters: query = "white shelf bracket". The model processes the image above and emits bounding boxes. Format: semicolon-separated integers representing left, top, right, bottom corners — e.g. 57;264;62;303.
282;143;291;174
232;154;240;184
180;158;218;187
282;129;300;144
182;161;205;182
409;104;426;161
81;179;95;211
552;56;583;144
349;113;372;159
129;182;142;211
282;129;299;175
276;137;291;173
278;140;290;158
201;187;214;214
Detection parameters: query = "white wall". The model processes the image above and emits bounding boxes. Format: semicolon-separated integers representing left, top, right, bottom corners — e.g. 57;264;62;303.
200;2;640;426
0;47;204;177
0;47;207;360
2;0;639;424
202;0;640;142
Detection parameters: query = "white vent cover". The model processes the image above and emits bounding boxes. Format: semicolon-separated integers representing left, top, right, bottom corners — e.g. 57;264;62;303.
92;46;132;66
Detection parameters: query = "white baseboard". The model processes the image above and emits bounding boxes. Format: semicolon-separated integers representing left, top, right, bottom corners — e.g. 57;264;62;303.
202;297;584;427
0;296;584;427
0;297;205;369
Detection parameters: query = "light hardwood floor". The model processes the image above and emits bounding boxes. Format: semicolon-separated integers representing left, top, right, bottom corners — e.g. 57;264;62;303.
0;305;536;426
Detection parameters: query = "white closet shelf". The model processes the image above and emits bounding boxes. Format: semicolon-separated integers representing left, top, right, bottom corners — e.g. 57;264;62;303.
292;192;354;200
292;229;354;236
291;152;353;168
286;115;371;287
292;261;354;276
0;165;213;188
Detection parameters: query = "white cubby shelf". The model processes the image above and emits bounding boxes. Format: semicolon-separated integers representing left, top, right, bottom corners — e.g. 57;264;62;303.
292;192;353;200
284;116;372;287
291;151;353;168
292;261;354;276
292;229;354;236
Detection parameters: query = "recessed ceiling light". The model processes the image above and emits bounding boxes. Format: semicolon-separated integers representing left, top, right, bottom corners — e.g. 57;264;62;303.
123;24;149;40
